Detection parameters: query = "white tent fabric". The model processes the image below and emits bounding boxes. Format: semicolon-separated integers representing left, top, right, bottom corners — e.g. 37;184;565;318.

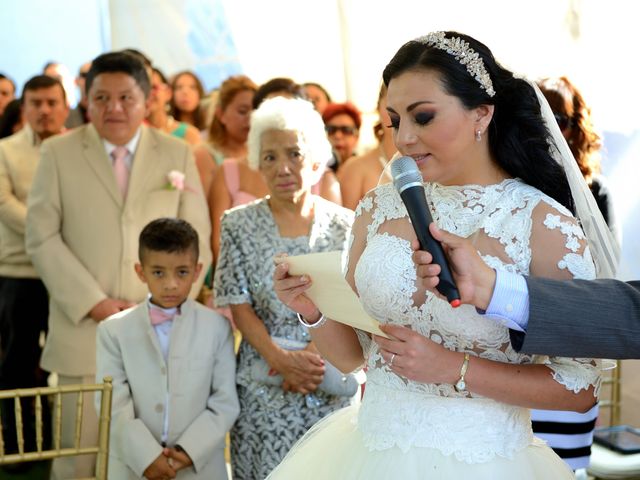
104;0;639;132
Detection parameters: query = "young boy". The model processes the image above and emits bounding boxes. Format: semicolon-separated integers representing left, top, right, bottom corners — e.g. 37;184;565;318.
96;218;238;479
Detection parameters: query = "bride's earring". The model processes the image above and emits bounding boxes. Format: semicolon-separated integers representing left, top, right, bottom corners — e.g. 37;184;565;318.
475;130;482;142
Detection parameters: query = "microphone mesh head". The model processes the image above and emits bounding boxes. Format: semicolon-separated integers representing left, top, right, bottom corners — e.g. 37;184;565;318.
390;156;423;192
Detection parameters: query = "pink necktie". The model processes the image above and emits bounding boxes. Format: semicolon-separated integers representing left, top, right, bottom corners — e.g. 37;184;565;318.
111;146;129;199
149;307;174;326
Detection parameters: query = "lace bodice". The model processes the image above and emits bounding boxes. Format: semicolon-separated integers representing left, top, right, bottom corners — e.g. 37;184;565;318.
346;179;600;463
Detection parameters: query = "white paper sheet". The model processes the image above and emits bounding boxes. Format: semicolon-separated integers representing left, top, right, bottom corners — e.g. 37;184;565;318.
275;251;389;338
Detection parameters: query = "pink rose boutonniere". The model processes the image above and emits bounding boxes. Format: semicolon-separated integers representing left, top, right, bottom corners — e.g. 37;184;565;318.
165;170;197;193
166;170;186;191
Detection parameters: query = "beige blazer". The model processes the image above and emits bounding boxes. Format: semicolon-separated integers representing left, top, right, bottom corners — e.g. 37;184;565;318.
96;299;239;479
26;124;212;376
0;125;41;277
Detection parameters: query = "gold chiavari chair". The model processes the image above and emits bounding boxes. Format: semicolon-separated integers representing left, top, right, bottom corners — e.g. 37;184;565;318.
0;376;113;480
613;361;622;426
599;360;622;427
588;361;640;479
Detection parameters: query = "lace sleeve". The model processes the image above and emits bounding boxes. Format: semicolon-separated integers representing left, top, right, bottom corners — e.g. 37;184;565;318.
344;192;375;292
529;200;596;281
343;192;376;353
529;200;600;395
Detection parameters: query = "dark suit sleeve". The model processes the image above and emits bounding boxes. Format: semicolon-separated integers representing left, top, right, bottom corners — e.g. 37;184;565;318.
511;277;640;358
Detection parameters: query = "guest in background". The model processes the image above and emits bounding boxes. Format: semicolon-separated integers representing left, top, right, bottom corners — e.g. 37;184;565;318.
194;74;257;205
147;67;201;145
0;73;16;116
196;75;256;165
0;74;68;478
96;218;238;480
255;78;342;204
207;76;343;268
0;99;23;138
252;77;306;110
527;75;618;473
43;61;77;107
65;61;92;129
322;102;361;170
170;70;208;133
253;78;342;205
214;97;355;479
337;84;397;210
26;51;211;479
303;82;332;114
538;76;617;236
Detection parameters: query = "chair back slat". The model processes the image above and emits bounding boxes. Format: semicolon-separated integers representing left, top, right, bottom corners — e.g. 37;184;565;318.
0;405;4;457
74;391;84;449
0;377;113;480
95;378;113;480
35;394;43;452
599;360;622;427
54;392;62;451
13;396;24;455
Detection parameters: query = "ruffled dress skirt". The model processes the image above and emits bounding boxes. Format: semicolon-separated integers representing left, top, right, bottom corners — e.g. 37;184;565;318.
267;398;574;479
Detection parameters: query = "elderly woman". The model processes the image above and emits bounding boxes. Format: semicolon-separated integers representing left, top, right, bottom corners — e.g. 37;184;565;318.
214;97;356;480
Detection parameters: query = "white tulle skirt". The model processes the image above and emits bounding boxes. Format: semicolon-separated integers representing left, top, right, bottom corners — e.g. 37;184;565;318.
267;405;574;479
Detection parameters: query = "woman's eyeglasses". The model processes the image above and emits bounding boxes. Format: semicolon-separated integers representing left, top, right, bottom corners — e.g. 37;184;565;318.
325;125;358;136
553;113;573;131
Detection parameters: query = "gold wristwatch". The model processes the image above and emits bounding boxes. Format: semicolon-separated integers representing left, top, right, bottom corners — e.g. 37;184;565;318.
454;353;470;393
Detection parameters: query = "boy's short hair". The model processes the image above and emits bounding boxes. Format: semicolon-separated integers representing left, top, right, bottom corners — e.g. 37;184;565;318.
138;218;199;262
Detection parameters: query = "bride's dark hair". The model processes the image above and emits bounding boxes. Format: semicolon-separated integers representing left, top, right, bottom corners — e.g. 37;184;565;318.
382;31;574;213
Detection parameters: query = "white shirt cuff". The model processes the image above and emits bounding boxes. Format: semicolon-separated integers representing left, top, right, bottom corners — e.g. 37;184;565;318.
481;270;529;332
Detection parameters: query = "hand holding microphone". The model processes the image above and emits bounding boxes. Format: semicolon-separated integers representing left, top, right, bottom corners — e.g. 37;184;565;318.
391;156;461;307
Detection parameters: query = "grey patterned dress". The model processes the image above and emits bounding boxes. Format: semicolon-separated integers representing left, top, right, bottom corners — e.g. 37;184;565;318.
214;196;355;480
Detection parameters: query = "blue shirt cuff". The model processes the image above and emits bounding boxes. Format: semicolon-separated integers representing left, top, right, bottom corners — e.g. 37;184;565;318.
480;270;529;332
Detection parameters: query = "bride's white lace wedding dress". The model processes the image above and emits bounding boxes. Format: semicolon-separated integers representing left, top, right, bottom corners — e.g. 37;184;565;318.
268;179;600;479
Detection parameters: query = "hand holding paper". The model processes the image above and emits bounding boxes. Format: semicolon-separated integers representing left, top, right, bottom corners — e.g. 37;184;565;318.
274;251;389;338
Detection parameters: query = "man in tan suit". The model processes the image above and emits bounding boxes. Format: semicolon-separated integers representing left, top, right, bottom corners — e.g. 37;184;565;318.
26;52;211;479
0;75;68;474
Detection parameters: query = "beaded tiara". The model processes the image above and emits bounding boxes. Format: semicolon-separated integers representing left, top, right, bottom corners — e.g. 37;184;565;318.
417;31;496;97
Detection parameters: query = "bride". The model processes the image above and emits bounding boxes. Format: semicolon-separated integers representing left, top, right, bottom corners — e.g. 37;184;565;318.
270;31;603;478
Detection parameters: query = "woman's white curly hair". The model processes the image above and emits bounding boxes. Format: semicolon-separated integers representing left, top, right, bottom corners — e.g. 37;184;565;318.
247;96;333;184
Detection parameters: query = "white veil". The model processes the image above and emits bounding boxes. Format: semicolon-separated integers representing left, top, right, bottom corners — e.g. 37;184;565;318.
529;80;620;279
377;151;400;186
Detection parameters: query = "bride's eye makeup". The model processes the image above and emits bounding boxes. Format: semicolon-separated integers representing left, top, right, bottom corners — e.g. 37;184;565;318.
386;106;434;129
414;111;434;126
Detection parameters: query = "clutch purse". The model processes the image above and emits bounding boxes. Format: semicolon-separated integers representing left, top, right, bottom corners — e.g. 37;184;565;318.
250;336;359;397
